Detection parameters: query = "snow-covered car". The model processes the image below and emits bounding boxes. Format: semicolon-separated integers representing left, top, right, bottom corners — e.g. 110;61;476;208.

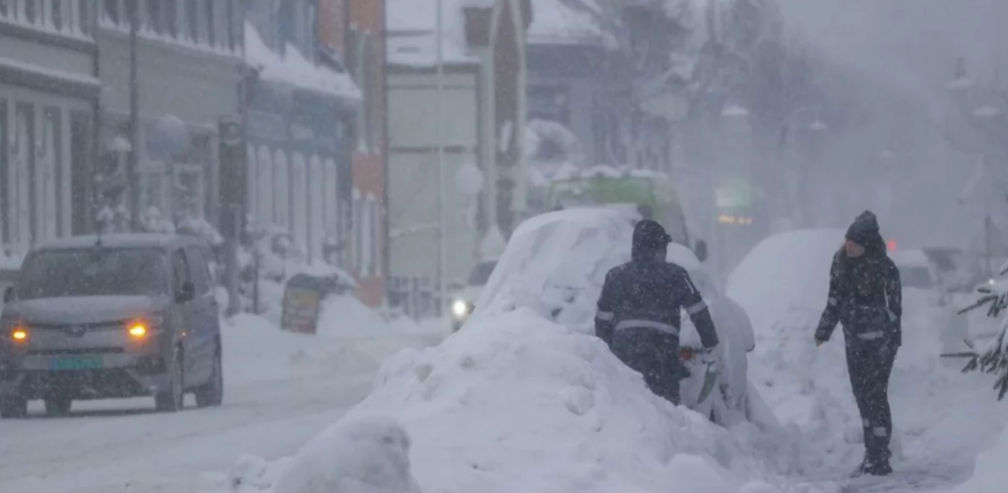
449;259;498;332
727;229;950;366
472;208;771;426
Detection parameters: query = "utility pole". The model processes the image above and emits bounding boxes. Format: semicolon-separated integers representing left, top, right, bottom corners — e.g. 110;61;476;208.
435;0;448;320
128;0;141;231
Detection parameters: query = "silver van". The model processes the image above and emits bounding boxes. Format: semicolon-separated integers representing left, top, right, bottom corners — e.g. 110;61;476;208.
0;234;223;417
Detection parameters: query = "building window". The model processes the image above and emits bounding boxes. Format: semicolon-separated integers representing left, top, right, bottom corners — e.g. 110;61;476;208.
69;111;91;235
323;158;338;238
204;0;214;46
353;189;362;275
103;0;118;24
0;98;7;245
257;146;273;225
273;150;289;229
367;194;378;278
246;144;257;221
291;153;308;251
42;108;62;241
50;0;62;30
309;156;324;261
165;0;178;37
13;103;34;246
185;0;197;41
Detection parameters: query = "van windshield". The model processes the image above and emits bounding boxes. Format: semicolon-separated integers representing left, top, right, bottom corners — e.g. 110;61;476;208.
17;248;168;300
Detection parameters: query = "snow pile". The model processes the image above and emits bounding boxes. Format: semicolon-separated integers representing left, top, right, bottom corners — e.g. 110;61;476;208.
948;426;1008;493
225;307;792;493
223;304;445;385
728;229;1008;487
270;417;422;493
245;23;361;100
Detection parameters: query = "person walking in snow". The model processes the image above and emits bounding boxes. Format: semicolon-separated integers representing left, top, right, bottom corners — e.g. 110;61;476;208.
595;220;721;406
815;210;902;477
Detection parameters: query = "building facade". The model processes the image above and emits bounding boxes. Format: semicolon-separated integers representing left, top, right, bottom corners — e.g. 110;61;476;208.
95;0;244;232
244;0;360;277
0;1;100;252
312;0;388;307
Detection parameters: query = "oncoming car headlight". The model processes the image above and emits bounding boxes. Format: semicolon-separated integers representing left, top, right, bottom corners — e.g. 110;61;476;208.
451;299;472;319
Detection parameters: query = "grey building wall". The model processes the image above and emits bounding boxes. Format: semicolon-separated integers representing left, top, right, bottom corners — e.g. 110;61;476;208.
0;3;100;250
94;0;243;229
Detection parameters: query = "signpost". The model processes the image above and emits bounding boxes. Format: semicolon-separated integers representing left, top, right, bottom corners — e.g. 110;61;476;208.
280;274;324;335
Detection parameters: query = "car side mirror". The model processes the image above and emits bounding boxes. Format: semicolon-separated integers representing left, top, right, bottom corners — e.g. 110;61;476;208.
694;239;709;263
176;281;196;303
3;287;13;303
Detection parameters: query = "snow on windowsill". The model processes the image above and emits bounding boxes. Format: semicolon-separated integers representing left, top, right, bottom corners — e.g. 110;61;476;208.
245;22;361;101
0;15;95;42
97;17;242;60
0;55;99;86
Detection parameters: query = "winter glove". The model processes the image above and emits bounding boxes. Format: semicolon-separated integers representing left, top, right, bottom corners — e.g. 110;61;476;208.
702;346;722;374
814;327;831;346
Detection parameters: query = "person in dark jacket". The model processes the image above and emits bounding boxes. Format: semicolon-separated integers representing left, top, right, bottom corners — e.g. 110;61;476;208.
595;220;721;405
815;210;902;477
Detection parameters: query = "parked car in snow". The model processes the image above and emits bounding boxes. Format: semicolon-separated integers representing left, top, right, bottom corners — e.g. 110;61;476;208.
450;258;498;333
473;208;773;427
0;234;223;418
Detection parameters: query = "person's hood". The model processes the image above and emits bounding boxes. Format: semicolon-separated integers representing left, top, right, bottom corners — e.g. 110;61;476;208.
845;210;887;257
632;219;671;261
2;295;170;325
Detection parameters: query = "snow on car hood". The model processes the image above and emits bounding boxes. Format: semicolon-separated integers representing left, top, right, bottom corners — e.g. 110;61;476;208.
2;295;169;325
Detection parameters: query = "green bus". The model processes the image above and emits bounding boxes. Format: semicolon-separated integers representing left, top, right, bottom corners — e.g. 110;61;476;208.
543;169;692;247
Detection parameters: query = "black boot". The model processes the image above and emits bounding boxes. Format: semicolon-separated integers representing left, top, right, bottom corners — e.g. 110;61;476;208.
865;459;892;476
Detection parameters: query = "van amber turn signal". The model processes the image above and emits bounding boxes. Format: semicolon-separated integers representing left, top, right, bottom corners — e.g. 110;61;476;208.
10;327;28;343
127;323;148;339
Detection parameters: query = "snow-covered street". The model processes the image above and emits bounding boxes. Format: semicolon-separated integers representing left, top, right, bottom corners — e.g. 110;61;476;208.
0;306;445;493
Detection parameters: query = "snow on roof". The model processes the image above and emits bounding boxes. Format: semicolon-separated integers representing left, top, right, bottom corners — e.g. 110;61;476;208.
244;23;361;100
386;0;480;68
528;0;618;49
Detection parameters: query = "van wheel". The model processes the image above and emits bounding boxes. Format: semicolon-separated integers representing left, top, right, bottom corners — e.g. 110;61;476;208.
0;395;27;419
156;348;184;412
44;397;72;417
195;346;223;408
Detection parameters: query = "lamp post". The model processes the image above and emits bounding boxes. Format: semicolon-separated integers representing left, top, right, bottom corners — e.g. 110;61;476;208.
128;0;140;231
435;0;448;320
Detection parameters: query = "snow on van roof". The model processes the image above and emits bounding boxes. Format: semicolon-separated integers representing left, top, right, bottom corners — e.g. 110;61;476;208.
33;234;200;251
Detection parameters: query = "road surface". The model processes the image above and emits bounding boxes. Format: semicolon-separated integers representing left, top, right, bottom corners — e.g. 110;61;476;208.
0;325;440;493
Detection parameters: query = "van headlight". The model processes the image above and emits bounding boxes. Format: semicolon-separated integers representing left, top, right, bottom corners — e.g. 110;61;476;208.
451;299;472;319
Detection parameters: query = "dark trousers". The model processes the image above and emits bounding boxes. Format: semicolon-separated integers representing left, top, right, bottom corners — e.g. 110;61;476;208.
612;328;681;405
846;341;898;464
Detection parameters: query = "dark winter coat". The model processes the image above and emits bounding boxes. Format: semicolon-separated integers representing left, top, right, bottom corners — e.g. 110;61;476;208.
816;211;903;347
595;220;720;350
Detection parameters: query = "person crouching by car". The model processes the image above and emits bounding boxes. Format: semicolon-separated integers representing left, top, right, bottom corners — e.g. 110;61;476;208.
594;220;721;405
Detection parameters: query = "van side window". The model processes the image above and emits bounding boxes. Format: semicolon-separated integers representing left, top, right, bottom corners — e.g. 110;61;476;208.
185;246;211;295
172;249;192;294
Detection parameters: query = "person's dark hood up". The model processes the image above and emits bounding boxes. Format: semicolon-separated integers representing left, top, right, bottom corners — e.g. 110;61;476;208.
632;220;671;261
845;210;887;257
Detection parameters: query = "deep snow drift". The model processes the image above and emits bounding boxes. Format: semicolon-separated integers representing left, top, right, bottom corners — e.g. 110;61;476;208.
728;229;1008;490
219;226;1007;493
227;308;793;493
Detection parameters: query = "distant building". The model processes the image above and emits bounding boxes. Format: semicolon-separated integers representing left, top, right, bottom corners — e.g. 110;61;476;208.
525;0;624;169
385;0;530;287
0;2;100;250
